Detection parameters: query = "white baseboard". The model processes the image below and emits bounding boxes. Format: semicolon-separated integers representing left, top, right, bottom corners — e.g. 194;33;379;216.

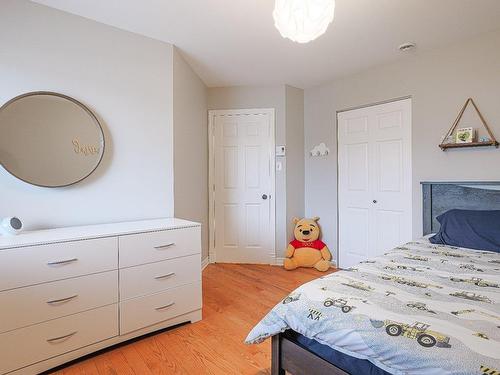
201;256;210;271
275;257;285;266
203;255;336;269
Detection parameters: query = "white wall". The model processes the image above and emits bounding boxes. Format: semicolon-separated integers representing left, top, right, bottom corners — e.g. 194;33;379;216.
173;47;209;261
0;0;174;230
208;85;304;258
285;86;305;243
207;86;288;257
305;30;500;261
207;85;305;258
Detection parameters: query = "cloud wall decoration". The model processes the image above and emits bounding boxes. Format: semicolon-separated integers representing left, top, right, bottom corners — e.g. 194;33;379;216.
310;142;330;157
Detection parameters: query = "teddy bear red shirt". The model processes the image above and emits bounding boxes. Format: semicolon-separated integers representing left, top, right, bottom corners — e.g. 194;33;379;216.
289;239;326;250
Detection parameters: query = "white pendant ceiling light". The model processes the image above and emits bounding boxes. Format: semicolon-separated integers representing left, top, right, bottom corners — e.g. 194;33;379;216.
273;0;335;43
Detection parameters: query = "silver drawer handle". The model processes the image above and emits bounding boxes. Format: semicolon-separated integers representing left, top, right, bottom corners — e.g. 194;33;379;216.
155;301;175;311
47;258;78;266
154;272;176;280
47;331;78;343
154;242;175;250
47;295;78;305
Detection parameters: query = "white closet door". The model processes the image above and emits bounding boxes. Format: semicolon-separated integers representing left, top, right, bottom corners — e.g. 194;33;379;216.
338;99;412;269
212;109;275;264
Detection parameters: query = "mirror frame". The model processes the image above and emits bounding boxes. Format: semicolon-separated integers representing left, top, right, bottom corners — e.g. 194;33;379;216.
0;91;106;188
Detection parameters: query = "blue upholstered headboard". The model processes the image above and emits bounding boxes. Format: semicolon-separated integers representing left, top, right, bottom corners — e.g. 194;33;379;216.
421;181;500;235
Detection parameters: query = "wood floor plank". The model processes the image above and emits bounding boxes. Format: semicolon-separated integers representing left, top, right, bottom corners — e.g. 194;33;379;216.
58;359;100;375
51;264;335;375
93;350;137;375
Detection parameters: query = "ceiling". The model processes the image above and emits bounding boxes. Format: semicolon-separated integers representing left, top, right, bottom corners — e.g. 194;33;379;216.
32;0;500;88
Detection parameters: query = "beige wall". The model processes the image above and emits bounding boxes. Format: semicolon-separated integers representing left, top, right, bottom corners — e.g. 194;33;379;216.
0;0;174;230
173;47;209;261
208;85;305;258
304;30;500;261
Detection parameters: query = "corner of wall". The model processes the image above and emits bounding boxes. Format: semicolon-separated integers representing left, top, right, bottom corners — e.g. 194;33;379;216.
172;46;210;261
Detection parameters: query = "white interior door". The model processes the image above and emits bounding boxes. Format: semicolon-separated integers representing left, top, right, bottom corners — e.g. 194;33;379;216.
210;109;275;264
338;99;412;269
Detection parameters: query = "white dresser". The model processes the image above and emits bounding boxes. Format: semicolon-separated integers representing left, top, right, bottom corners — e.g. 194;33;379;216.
0;218;202;375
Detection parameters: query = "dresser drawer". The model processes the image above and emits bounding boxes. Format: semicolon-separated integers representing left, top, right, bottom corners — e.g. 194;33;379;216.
0;304;118;374
0;271;118;334
120;254;201;300
119;227;201;268
0;237;118;292
120;282;202;335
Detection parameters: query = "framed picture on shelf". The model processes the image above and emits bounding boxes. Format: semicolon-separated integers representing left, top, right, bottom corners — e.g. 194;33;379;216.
456;127;475;143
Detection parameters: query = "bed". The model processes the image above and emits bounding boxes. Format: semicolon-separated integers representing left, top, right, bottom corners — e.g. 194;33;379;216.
246;182;500;375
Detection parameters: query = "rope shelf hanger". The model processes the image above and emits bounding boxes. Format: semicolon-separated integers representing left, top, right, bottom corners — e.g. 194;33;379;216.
439;98;499;150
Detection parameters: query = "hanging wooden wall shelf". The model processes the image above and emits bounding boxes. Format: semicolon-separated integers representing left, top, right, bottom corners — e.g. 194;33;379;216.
439;98;499;150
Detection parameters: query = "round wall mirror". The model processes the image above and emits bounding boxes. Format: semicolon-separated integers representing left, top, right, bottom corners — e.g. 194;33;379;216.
0;92;105;187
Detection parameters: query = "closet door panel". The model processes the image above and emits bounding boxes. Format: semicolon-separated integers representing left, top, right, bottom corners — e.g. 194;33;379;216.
338;99;412;268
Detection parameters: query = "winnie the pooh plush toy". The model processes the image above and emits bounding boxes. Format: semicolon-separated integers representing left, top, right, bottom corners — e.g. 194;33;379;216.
284;217;331;272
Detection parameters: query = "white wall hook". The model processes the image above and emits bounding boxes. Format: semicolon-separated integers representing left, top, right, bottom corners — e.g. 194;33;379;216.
310;142;330;157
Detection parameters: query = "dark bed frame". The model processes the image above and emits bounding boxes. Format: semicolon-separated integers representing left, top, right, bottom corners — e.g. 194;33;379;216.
272;333;348;375
271;181;500;375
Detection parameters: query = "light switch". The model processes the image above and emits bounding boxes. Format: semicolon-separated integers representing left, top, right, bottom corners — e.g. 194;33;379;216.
276;145;286;157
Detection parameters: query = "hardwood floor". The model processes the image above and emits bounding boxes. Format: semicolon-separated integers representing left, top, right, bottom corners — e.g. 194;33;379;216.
50;264;335;375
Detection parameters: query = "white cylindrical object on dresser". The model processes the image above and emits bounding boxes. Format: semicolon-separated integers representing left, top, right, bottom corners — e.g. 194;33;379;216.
0;217;23;236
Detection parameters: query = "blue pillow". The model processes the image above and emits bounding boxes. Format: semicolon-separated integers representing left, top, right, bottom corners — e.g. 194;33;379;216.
429;209;500;252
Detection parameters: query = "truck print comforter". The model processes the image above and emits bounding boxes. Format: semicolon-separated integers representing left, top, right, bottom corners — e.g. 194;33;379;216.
246;238;500;375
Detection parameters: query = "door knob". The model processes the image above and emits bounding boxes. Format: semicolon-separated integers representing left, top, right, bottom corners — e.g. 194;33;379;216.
373;200;378;204
262;194;268;200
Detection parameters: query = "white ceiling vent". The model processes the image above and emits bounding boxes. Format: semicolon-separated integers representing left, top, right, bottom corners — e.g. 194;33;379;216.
398;42;417;52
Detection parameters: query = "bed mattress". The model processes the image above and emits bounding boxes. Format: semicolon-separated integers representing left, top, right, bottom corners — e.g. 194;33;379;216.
246;238;500;374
